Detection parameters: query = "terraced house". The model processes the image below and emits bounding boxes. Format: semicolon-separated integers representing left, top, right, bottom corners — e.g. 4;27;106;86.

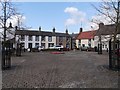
76;28;97;49
15;27;72;50
94;23;120;51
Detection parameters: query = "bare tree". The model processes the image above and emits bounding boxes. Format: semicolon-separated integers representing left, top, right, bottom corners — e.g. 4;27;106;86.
0;0;19;42
92;0;120;54
0;0;21;69
15;14;31;30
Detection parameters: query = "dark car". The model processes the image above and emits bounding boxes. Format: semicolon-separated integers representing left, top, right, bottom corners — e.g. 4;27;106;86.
31;46;44;52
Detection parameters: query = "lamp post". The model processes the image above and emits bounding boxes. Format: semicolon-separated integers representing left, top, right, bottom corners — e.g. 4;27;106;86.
15;26;21;56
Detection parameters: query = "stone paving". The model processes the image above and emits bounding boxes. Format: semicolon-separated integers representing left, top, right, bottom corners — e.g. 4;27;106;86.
2;51;119;88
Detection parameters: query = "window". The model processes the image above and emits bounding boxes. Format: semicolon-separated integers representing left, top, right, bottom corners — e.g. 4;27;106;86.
115;44;118;49
105;45;107;48
88;39;91;47
28;43;32;48
66;37;69;43
88;39;91;44
103;44;104;48
79;40;81;44
21;43;25;48
21;35;25;41
88;43;91;47
48;36;52;42
82;44;85;47
35;43;39;48
41;43;45;48
35;35;39;41
48;43;54;47
41;36;45;41
78;40;81;47
28;35;32;41
59;36;63;42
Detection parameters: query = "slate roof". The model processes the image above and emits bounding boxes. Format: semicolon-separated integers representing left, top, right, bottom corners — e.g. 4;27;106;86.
96;24;120;36
15;30;71;37
76;30;97;39
70;33;79;39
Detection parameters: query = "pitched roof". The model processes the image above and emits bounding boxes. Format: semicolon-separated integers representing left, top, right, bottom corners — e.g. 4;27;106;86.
77;30;97;39
70;33;79;39
15;30;71;37
96;24;120;36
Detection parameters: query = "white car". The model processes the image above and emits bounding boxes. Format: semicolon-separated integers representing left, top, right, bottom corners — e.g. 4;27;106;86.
49;45;63;50
37;46;44;51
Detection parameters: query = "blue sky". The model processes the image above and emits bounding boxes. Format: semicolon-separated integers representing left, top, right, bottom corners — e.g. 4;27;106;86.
14;2;100;34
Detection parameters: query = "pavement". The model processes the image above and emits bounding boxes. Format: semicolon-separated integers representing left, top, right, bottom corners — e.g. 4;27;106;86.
2;50;119;88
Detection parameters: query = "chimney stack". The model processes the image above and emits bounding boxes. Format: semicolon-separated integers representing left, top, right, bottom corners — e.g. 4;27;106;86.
99;23;104;28
53;27;55;33
80;27;83;33
9;22;13;28
15;26;18;30
39;26;41;31
66;29;68;34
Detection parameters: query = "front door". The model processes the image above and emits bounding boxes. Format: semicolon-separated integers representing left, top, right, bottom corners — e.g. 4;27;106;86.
28;43;32;49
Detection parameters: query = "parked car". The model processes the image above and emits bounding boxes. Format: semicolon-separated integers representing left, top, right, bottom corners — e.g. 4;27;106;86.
81;46;88;51
87;47;95;51
49;45;63;51
31;46;44;52
38;46;44;51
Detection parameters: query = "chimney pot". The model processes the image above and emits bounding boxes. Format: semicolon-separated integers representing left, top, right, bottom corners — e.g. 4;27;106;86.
53;27;55;33
66;29;68;34
9;22;13;28
99;23;104;28
80;28;83;33
15;26;18;30
39;26;41;31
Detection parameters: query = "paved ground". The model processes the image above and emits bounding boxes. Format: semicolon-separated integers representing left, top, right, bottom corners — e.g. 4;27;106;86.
2;51;119;88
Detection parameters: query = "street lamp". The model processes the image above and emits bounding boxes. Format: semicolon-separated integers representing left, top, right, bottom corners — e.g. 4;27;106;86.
15;26;22;56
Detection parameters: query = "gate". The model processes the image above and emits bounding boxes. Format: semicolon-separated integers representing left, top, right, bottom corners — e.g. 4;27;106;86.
109;40;120;71
2;41;11;70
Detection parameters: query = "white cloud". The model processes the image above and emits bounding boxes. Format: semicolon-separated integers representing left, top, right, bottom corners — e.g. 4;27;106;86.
0;15;26;40
84;13;115;31
11;0;102;2
7;15;26;27
86;14;115;30
64;7;78;14
64;7;86;26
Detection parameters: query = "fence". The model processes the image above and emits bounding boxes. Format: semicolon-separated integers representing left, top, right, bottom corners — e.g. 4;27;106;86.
2;41;11;70
109;40;120;71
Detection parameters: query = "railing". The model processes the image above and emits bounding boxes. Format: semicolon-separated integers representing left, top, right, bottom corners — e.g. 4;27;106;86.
2;41;11;70
109;40;120;71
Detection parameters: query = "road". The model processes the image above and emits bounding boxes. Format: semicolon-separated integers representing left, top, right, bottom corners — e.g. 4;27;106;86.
2;51;119;88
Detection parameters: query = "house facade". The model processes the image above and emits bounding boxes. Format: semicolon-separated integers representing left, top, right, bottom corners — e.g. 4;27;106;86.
70;33;78;49
76;28;97;49
15;27;72;50
94;23;120;50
